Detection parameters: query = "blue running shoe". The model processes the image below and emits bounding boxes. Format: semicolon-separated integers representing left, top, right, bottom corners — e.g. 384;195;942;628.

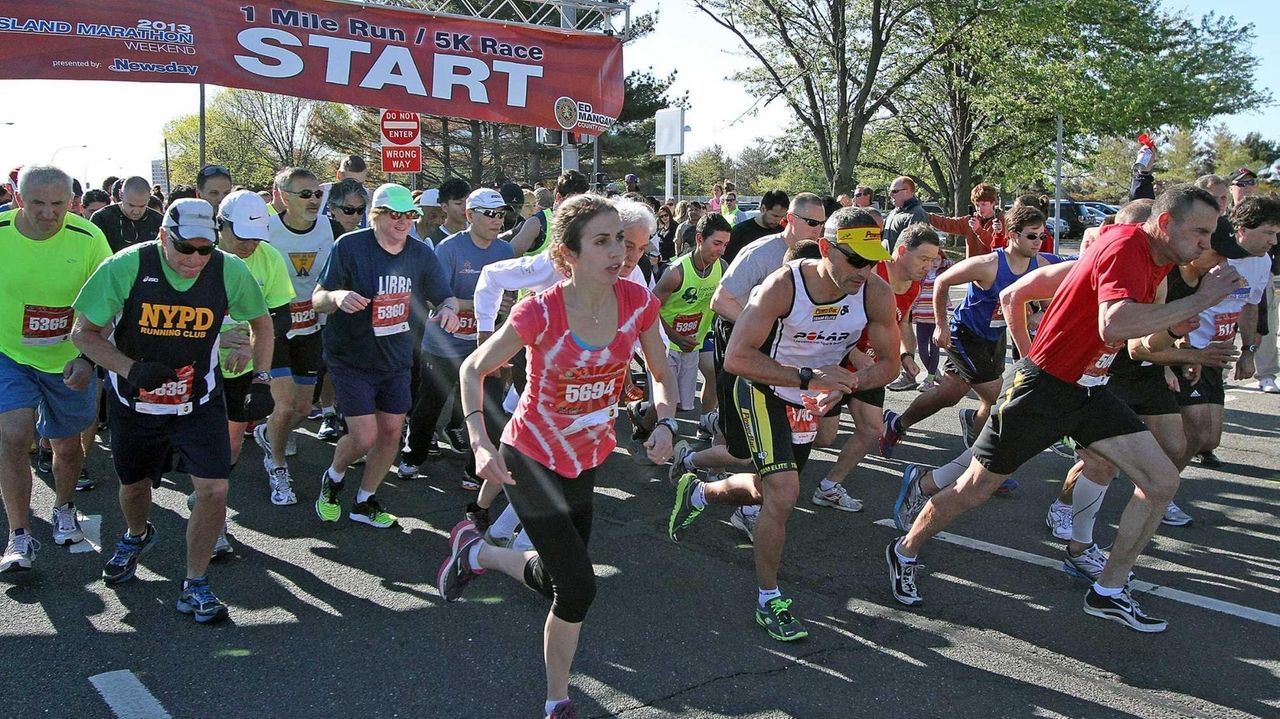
102;523;157;585
994;477;1019;495
893;464;928;531
176;576;230;624
880;409;904;458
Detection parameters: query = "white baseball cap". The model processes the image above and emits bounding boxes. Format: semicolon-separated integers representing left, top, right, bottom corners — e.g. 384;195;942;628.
163;198;217;242
466;188;509;210
416;188;440;207
218;190;271;241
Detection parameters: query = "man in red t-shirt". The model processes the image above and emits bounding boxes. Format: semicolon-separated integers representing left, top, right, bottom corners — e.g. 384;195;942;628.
814;224;939;506
887;185;1241;633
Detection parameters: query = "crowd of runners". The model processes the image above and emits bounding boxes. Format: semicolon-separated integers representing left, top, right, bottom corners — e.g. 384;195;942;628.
0;150;1276;718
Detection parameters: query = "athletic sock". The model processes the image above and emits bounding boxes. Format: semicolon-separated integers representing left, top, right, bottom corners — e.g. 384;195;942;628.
326;466;345;483
1091;582;1123;597
489;504;521;539
1070;474;1109;546
894;538;917;565
467;541;483;568
889;414;903;433
545;700;569;716
691;482;707;509
931;448;973;490
355;488;374;504
819;478;839;493
758;587;782;608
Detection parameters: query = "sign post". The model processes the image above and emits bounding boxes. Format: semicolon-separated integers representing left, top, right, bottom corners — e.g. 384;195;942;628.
380;109;422;175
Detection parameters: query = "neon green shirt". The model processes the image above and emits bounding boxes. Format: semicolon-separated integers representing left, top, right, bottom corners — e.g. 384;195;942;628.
219;243;294;377
74;242;267;331
659;252;722;352
0;209;112;373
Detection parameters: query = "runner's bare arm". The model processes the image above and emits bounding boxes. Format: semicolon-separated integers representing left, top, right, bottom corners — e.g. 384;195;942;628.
860;278;906;391
1099;263;1242;343
460;322;525;485
724;267;855;393
1235;301;1261;380
638;318;677;463
1000;260;1074;357
70;315;135;378
247;313;274;376
312;286;368;314
710;284;745;323
508;215;541;256
931;255;996;347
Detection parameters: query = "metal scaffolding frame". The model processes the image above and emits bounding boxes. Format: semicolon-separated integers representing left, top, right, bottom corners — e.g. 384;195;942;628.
357;0;632;37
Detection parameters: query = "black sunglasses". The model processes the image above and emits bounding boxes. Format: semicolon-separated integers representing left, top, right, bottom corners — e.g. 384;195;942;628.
791;213;824;228
170;234;216;255
336;204;366;216
283;188;322;199
832;245;877;268
473;208;505;219
384;210;420;220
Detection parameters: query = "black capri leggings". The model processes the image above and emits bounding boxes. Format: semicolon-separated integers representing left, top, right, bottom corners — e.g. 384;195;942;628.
500;444;597;623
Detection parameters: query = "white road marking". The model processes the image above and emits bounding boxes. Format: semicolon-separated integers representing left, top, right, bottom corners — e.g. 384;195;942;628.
70;513;101;554
872;519;1280;628
89;670;172;719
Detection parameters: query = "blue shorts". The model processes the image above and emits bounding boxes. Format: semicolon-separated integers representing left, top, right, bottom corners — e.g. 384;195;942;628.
701;335;715;353
0;352;97;439
328;363;411;417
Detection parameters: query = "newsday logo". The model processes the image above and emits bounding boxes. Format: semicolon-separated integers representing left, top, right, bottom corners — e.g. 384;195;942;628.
109;58;198;76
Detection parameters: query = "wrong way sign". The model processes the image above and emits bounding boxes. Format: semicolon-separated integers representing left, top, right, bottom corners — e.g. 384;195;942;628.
380;109;422;173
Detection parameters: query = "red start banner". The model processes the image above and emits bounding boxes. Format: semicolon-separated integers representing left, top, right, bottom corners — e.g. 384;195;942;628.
0;0;623;135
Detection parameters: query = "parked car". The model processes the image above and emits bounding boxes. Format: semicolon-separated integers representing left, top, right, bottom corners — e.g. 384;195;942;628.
1081;201;1120;216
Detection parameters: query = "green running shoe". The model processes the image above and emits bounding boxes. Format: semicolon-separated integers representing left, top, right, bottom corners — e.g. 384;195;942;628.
668;472;704;542
350;495;398;528
315;471;344;522
756;596;809;642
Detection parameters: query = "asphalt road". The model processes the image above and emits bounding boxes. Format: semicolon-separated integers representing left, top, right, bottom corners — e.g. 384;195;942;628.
3;357;1278;719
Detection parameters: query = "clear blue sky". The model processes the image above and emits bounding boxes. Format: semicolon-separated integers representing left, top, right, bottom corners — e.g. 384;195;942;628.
0;0;1273;184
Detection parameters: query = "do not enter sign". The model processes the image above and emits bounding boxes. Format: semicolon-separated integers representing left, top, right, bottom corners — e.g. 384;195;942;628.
380;109;422;173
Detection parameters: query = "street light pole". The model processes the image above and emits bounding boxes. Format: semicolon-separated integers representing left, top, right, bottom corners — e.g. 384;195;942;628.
51;144;88;168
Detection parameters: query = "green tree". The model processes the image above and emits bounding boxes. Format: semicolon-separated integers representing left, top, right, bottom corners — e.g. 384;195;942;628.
680;145;732;197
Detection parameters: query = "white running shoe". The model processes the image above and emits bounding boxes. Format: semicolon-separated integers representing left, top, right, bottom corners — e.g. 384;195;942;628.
1;533;39;572
1063;544;1108;582
212;526;235;559
1259;377;1279;394
669;440;693;485
285;434;298;457
269;467;297;506
1046;501;1073;540
729;508;757;543
52;503;84;545
811;484;863;512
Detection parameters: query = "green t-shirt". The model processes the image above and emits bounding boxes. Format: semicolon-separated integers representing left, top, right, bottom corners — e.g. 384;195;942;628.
219;243;294;377
0;209;112;373
74;242;268;337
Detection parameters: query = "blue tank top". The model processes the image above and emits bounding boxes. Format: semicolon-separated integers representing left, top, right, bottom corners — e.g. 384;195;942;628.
952;249;1059;342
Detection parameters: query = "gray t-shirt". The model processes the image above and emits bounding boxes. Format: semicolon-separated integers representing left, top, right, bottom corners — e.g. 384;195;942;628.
721;232;786;304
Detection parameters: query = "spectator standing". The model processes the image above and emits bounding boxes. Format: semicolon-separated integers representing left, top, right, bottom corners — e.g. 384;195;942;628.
90;176;163;253
882;176;931;249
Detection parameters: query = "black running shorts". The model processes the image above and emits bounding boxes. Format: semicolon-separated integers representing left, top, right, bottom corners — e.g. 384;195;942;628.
271;330;323;384
726;377;812;477
1108;372;1179;416
972;359;1148;475
943;325;1007;386
108;397;232;485
1175;365;1225;407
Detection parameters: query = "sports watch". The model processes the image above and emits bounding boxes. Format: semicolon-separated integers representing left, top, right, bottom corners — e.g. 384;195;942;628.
1244;343;1259;353
253;370;272;383
798;367;814;390
654;418;679;437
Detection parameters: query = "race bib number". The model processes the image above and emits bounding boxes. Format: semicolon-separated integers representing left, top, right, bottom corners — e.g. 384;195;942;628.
1212;311;1240;342
22;305;73;345
372;292;410;337
138;365;195;405
673;312;701;337
1076;344;1120;387
289;299;319;335
989;303;1006;329
786;404;818;444
452;309;477;338
554;364;624;415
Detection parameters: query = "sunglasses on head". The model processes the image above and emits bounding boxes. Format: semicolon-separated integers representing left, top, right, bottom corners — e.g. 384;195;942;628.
199;164;231;179
284;188;322;199
473;208;505;219
1234;179;1257;187
791;213;824;228
384;210;420;220
170;234;215;255
335;204;365;216
832;245;877;269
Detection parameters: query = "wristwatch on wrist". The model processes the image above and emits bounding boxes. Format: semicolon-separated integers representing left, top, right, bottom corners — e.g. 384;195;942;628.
654;418;678;437
1244;343;1259;353
798;367;814;390
253;370;272;383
